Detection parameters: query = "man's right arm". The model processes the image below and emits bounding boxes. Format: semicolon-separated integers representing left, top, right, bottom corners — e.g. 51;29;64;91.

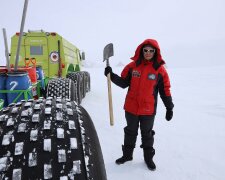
104;65;131;89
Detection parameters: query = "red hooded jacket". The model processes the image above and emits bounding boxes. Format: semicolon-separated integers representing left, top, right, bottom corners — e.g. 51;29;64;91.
114;39;174;115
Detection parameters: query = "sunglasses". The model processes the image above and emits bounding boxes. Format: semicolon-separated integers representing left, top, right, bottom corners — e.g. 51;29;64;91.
143;48;155;53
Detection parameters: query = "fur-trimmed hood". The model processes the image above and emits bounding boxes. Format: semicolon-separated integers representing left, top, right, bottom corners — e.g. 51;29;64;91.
130;39;165;65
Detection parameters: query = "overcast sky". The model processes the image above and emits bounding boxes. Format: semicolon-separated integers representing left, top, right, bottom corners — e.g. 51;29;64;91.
0;0;225;68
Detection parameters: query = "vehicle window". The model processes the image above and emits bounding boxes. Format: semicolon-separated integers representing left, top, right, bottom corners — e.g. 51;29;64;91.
30;46;43;55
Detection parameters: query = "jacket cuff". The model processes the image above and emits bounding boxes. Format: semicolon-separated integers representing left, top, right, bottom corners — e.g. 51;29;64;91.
163;96;174;110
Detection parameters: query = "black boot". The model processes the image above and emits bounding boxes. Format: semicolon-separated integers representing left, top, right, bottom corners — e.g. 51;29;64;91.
115;145;134;165
143;147;156;171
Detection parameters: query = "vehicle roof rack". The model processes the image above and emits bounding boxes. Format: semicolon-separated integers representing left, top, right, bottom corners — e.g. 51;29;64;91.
28;29;45;33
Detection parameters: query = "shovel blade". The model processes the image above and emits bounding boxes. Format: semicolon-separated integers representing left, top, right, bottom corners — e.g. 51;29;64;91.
103;43;114;61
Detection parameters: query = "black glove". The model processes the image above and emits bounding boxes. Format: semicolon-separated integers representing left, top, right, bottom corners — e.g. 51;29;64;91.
166;109;173;121
104;66;113;77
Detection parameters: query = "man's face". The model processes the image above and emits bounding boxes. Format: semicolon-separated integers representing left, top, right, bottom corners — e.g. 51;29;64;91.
143;46;155;60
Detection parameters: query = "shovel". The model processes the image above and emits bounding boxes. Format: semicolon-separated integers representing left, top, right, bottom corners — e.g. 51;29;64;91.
103;43;114;126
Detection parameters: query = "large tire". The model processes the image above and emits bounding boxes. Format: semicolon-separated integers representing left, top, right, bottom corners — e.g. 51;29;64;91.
46;78;75;101
66;73;82;105
0;98;107;180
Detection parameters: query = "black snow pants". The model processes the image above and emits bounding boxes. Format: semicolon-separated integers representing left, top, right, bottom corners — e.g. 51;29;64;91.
124;111;155;149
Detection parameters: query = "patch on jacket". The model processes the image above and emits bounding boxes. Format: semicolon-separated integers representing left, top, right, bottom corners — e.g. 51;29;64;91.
148;73;156;80
132;70;141;78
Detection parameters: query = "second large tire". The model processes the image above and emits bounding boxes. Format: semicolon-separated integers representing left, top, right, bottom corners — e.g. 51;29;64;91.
46;78;75;101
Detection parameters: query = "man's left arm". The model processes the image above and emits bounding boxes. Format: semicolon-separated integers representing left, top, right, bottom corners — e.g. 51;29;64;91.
158;66;174;121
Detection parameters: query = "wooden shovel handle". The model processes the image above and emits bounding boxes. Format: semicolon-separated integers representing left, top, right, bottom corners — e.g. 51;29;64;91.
107;73;114;126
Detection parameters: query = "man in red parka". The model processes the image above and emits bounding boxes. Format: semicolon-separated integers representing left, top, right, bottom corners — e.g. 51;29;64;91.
104;39;174;170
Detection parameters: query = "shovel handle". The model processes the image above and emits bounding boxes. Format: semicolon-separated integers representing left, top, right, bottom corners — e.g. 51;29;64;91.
107;73;114;126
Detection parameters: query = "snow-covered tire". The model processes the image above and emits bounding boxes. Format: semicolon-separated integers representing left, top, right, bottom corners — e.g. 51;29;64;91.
46;78;75;101
66;73;82;105
0;98;107;180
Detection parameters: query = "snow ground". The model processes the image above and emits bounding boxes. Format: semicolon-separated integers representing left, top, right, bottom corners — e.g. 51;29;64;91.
81;65;225;180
